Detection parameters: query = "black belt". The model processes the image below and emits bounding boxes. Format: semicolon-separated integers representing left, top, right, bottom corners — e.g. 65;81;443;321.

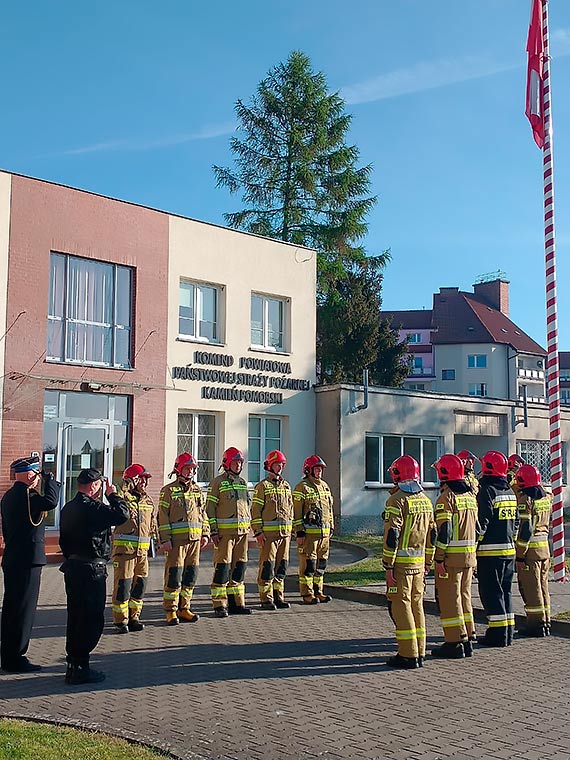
67;554;107;565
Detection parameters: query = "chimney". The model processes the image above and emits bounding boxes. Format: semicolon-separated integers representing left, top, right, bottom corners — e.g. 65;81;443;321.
472;278;510;316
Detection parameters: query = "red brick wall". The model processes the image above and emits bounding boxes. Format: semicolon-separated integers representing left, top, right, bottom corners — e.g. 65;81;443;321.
1;175;170;510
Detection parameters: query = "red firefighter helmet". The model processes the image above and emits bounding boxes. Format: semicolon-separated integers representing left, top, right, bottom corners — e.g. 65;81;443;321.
457;450;478;467
222;447;244;469
507;454;525;471
480;450;508;477
303;455;326;475
516;464;542;489
433;454;464;482
123;463;151;480
264;450;287;471
389;455;420;484
173;452;197;475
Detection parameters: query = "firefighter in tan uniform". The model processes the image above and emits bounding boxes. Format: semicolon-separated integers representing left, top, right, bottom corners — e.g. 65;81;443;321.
514;464;552;637
431;454;478;659
507;454;525;489
112;464;157;633
457;450;479;495
251;450;293;610
293;455;334;605
158;453;209;626
207;447;252;617
383;455;436;669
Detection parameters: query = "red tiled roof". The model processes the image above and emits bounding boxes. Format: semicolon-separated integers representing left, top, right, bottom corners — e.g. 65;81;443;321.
382;310;433;329
431;290;545;354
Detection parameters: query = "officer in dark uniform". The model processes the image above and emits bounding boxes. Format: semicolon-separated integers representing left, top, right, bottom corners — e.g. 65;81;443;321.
1;455;60;673
59;468;129;685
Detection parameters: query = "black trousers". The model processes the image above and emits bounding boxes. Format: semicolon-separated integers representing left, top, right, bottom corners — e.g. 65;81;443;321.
1;564;42;667
477;556;515;645
62;560;107;666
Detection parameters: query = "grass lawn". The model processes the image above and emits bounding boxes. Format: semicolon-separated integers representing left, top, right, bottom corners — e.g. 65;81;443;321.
327;534;385;586
0;719;166;760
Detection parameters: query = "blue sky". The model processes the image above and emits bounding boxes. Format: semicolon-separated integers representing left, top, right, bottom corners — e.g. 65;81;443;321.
2;1;570;349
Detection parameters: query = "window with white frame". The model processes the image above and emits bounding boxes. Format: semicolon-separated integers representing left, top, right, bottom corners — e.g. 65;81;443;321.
517;440;567;485
468;354;487;368
177;412;217;484
408;333;422;344
365;434;439;485
47;252;133;368
248;416;282;485
468;383;487;397
251;294;285;351
407;383;426;391
179;280;220;343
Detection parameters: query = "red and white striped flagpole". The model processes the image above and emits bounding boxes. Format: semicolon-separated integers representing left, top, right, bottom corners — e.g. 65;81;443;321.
541;0;565;581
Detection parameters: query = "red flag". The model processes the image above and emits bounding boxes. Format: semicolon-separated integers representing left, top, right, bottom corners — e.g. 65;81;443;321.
526;0;545;148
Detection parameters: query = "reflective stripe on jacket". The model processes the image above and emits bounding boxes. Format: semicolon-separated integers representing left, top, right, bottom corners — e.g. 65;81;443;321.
112;489;157;557
158;479;209;543
251;477;293;537
434;486;478;568
206;472;250;536
292;477;334;537
383;488;435;573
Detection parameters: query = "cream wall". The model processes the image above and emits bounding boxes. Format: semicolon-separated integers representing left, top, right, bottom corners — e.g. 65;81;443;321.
433;343;509;398
166;216;316;483
0;173;11;463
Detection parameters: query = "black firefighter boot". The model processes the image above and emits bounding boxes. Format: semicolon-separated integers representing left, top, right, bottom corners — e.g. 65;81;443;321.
386;654;420;670
431;641;465;660
228;595;253;615
65;662;106;685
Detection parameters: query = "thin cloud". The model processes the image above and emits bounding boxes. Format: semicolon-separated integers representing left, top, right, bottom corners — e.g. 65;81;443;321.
342;27;570;105
52;122;236;157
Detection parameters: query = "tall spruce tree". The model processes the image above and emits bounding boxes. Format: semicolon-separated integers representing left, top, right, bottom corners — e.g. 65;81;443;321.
214;50;409;385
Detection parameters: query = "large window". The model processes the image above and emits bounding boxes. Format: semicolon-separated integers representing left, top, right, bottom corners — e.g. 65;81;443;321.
365;434;439;485
468;383;487;397
248;416;282;485
251;294;285;351
179;280;220;343
47;253;132;368
468;354;487;368
518;440;567;485
177;412;217;484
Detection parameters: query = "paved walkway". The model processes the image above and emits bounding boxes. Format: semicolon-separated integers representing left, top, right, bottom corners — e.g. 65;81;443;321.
1;549;569;760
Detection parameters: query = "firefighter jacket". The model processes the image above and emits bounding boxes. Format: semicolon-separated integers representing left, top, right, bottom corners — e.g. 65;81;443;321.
476;476;517;558
206;471;250;537
251;476;293;538
515;485;552;562
465;470;479;496
433;481;478;568
112;487;158;557
382;484;436;573
158;478;209;544
292;476;334;538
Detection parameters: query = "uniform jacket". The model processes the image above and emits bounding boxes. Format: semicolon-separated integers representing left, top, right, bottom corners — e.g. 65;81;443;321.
465;470;479;496
515;485;551;562
251;476;293;538
382;484;436;573
1;476;60;569
112;487;158;557
476;476;517;558
158;478;209;544
206;472;250;537
292;477;334;538
59;492;130;562
434;481;478;568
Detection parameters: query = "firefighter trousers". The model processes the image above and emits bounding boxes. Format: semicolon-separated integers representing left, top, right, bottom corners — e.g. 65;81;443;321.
517;558;550;627
435;566;475;642
211;534;248;609
257;535;291;602
163;540;201;612
387;568;426;658
112;553;149;624
298;535;330;600
477;556;515;645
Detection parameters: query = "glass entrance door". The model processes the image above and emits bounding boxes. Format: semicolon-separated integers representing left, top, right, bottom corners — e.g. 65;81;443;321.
61;424;110;509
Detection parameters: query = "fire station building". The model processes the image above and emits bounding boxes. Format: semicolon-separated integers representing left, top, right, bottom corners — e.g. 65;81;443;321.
0;170;316;551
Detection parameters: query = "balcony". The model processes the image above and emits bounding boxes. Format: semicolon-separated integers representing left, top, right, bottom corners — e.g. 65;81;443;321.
517;367;545;381
410;366;435;377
